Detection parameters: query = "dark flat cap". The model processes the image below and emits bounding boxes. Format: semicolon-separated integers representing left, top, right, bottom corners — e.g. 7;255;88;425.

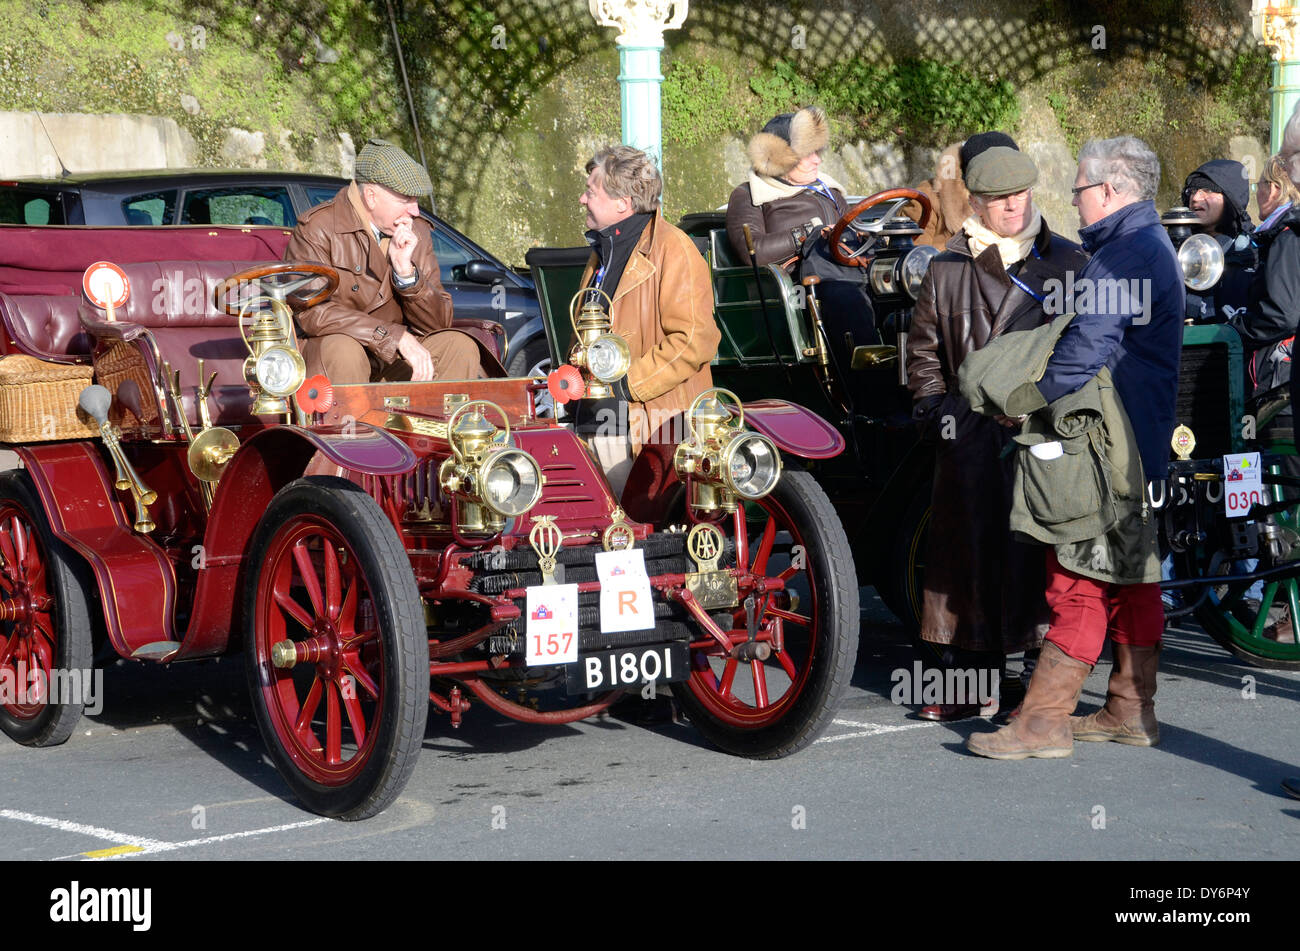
965;146;1038;196
960;131;1019;176
354;138;432;198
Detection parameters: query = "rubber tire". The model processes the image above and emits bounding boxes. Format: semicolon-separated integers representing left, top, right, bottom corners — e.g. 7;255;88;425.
1191;566;1300;670
506;337;551;379
0;470;94;747
243;476;426;820
673;470;859;758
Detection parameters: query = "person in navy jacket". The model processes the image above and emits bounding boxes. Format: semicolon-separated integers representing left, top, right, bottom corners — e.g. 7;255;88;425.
968;136;1183;760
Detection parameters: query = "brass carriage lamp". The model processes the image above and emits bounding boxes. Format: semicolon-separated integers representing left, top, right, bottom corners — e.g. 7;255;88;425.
673;388;781;515
437;400;544;534
239;296;306;416
1160;208;1225;292
566;288;630;399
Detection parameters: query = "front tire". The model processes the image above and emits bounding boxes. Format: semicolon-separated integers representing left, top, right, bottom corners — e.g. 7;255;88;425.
672;470;859;757
0;471;94;747
243;477;426;819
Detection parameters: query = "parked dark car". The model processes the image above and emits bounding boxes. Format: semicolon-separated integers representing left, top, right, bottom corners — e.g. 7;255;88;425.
0;170;549;375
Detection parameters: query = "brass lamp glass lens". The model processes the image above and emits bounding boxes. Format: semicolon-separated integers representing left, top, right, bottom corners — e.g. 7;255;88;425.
481;449;543;517
1177;232;1225;292
255;346;307;397
587;334;631;383
723;434;781;499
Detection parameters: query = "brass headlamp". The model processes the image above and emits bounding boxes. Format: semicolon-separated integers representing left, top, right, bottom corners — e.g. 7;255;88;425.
239;295;306;416
437;400;544;534
673;388;782;515
567;288;630;399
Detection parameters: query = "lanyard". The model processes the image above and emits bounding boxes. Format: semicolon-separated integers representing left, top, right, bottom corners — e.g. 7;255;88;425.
804;180;841;212
1007;244;1045;302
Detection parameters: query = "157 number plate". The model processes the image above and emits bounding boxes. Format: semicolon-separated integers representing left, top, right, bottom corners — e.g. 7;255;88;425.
564;643;689;693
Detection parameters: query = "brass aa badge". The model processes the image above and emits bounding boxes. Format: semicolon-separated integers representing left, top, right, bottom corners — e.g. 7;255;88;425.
1171;424;1196;461
602;506;636;552
686;523;736;609
529;514;563;585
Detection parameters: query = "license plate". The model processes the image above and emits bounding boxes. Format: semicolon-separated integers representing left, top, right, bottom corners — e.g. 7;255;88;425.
564;643;689;693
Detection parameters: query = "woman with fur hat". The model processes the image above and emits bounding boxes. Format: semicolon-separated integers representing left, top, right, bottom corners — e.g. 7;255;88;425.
726;106;877;359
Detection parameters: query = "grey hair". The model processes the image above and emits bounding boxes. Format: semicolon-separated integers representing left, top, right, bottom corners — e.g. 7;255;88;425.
1077;136;1161;201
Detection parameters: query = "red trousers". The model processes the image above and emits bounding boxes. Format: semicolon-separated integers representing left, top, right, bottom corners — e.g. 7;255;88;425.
1043;550;1164;665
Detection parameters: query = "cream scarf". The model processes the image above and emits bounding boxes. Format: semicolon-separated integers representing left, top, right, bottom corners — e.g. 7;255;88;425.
748;170;848;207
961;206;1041;269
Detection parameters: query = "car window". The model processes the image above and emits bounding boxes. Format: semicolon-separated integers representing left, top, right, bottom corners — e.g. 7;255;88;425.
304;186;339;208
181;186;295;226
122;190;177;226
0;189;66;224
431;227;475;283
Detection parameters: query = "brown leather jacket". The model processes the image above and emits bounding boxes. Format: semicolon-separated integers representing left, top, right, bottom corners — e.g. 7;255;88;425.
725;180;847;267
285;183;453;363
580;213;720;450
906;220;1088;654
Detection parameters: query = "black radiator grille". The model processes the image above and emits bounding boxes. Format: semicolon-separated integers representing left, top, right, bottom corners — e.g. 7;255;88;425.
1176;343;1233;458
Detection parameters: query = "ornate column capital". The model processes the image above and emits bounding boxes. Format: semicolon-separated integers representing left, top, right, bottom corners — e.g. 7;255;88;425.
1254;1;1300;60
588;0;688;45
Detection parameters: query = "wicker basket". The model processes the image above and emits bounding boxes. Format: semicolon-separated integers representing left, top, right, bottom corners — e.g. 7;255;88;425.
0;354;98;443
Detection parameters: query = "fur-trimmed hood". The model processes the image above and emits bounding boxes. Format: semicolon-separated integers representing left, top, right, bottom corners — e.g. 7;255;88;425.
748;106;830;178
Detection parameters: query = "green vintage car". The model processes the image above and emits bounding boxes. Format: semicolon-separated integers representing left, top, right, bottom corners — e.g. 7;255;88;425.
526;189;1300;670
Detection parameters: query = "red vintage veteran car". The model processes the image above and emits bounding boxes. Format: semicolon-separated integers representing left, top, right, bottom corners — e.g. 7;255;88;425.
0;223;857;819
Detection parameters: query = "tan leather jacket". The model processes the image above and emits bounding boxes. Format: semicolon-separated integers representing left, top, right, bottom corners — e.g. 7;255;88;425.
285;183;453;363
580;214;720;449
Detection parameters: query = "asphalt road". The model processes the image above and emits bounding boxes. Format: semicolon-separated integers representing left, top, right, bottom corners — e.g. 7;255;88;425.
2;588;1298;862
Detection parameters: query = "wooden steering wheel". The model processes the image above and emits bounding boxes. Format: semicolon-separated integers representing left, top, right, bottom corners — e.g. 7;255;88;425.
213;262;339;317
826;188;932;267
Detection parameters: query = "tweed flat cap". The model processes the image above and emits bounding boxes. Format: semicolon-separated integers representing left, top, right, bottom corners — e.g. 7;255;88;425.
965;146;1038;196
959;131;1018;175
354;138;432;197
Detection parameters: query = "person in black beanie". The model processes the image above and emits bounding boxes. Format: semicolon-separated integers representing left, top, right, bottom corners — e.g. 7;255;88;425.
1181;160;1257;324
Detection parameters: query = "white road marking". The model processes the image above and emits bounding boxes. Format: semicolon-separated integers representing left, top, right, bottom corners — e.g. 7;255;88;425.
1;809;329;860
815;718;940;743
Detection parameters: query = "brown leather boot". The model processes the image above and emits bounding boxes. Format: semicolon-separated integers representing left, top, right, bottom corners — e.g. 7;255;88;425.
966;642;1091;760
1071;642;1160;746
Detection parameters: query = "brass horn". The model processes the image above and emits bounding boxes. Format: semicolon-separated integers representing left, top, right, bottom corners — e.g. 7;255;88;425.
77;385;157;533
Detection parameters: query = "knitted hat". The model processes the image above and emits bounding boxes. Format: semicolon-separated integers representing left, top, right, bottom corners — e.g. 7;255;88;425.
354;138;432;198
748;106;830;178
959;131;1019;177
965;146;1038;196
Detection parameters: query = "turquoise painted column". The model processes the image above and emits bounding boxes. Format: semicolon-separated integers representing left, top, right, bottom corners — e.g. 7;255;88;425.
618;42;666;168
589;0;688;174
1255;2;1300;152
1272;58;1300;153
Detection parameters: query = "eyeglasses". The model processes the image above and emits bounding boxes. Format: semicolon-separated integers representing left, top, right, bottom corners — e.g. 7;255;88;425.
1071;181;1106;198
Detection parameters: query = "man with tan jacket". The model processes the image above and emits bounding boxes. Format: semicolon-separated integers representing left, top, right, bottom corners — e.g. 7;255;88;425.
286;138;485;383
574;145;720;495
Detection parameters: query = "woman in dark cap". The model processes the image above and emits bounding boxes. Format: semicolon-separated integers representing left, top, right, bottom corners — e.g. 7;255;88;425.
1181;159;1256;323
725;106;877;355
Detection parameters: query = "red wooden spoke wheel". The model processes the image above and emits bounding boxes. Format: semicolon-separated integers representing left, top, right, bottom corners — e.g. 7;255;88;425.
0;472;93;747
244;477;426;820
673;470;858;757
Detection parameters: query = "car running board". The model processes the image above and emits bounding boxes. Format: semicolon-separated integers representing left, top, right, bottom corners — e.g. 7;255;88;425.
131;641;183;663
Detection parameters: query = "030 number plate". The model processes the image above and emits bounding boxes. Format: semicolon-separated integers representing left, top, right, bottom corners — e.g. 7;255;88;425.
565;643;689;693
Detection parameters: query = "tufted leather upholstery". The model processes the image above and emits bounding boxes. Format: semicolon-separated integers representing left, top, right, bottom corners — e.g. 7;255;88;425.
0;292;93;363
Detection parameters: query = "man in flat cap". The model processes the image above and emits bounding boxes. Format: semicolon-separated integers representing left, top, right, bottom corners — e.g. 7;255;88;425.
907;143;1088;723
286;137;487;383
966;136;1183;760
